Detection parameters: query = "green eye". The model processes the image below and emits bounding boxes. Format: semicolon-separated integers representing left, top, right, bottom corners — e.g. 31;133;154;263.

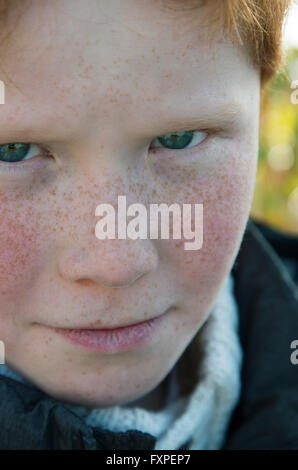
0;143;43;163
150;131;208;151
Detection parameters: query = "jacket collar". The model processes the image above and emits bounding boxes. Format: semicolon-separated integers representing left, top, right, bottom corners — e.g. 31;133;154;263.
224;219;298;449
0;374;156;449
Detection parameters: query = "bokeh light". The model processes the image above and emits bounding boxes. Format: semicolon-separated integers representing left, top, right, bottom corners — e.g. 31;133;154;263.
251;40;298;234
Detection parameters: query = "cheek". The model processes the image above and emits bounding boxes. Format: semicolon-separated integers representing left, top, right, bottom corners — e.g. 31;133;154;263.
152;143;258;291
0;203;41;296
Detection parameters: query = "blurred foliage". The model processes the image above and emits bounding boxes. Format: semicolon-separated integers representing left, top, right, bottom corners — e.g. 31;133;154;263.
251;48;298;235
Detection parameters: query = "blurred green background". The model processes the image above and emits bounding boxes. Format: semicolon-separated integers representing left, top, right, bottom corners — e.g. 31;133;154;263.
251;48;298;235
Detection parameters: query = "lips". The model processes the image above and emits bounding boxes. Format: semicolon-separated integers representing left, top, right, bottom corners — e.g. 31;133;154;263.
61;316;159;331
52;309;170;354
47;305;173;331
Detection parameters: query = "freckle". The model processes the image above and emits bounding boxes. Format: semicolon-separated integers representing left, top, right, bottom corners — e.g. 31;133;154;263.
175;240;183;248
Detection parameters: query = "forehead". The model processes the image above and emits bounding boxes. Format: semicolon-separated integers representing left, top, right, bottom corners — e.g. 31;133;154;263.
0;0;257;139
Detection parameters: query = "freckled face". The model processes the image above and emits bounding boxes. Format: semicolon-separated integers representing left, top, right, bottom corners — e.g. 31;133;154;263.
0;0;260;407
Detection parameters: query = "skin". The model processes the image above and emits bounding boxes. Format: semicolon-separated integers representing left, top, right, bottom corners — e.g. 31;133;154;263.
0;0;260;408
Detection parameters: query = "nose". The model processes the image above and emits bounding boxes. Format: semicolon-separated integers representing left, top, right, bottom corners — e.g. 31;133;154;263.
58;237;159;288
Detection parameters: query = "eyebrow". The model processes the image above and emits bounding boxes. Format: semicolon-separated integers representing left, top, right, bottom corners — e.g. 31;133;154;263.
155;102;244;134
0;102;244;145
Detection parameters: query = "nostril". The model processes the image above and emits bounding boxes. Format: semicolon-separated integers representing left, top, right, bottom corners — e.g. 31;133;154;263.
76;278;95;288
58;239;159;288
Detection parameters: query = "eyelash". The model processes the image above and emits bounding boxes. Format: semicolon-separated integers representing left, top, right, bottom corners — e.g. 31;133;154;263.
0;143;53;175
149;130;209;152
149;129;212;154
0;129;211;175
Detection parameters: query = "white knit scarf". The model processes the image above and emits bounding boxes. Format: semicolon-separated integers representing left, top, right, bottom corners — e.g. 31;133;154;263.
0;272;242;450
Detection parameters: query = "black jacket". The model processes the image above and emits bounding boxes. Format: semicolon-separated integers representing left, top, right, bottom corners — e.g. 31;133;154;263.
0;218;298;450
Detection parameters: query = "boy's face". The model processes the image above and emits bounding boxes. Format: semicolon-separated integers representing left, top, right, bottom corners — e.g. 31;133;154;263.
0;0;260;407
